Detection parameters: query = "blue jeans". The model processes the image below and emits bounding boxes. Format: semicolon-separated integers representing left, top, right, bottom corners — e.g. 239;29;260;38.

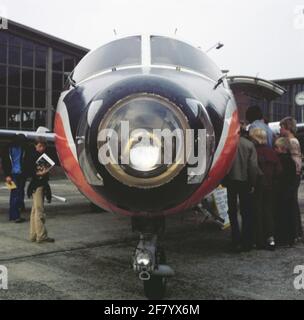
9;174;26;221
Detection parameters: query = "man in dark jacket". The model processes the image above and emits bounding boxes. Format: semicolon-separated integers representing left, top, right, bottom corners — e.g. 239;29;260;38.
225;125;260;252
2;134;29;222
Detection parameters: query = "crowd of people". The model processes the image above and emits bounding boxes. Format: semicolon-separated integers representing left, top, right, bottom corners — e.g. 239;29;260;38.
224;106;303;252
1;135;54;243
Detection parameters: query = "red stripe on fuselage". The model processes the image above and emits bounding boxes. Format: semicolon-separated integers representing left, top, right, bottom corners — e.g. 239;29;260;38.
164;110;240;215
54;112;133;216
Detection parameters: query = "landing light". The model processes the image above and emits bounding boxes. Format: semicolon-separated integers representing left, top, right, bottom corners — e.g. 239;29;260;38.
130;144;160;172
136;251;151;266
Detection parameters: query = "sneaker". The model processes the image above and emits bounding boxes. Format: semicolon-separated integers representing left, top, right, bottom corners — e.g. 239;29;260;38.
37;237;55;243
15;218;25;223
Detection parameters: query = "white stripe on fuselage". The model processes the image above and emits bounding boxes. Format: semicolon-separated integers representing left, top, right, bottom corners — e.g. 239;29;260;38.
56;90;78;162
210;98;236;169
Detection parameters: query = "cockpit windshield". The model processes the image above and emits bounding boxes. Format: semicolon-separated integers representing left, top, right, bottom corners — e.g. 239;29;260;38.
150;36;222;81
73;36;141;83
72;35;222;84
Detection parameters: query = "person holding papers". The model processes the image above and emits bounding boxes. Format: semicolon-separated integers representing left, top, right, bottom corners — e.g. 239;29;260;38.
27;137;55;243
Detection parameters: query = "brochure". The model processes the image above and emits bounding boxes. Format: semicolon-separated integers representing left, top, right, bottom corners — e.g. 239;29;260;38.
36;153;55;172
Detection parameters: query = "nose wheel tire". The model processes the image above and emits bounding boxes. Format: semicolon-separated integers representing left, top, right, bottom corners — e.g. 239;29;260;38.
144;275;167;300
143;247;167;300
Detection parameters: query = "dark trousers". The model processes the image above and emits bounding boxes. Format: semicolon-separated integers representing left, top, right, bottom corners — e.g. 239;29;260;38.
227;181;253;247
9;174;26;221
254;180;274;247
294;175;303;238
275;188;296;245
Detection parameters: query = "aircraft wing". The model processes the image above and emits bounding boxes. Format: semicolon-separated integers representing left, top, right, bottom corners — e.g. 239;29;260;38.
0;127;55;144
0;127;59;165
296;123;304;135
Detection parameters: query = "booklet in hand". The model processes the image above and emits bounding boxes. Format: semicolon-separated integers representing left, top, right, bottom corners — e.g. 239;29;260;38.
36;153;55;172
5;181;17;190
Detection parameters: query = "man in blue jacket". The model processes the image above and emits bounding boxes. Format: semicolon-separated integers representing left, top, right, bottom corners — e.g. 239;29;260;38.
2;134;29;222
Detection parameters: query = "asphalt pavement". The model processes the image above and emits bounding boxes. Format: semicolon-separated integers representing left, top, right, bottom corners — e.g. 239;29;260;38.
0;178;304;300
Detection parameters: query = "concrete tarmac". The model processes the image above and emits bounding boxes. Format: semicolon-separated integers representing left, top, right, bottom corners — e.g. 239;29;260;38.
0;178;304;300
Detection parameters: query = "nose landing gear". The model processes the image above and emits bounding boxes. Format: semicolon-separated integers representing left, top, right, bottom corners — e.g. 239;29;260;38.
131;216;174;300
